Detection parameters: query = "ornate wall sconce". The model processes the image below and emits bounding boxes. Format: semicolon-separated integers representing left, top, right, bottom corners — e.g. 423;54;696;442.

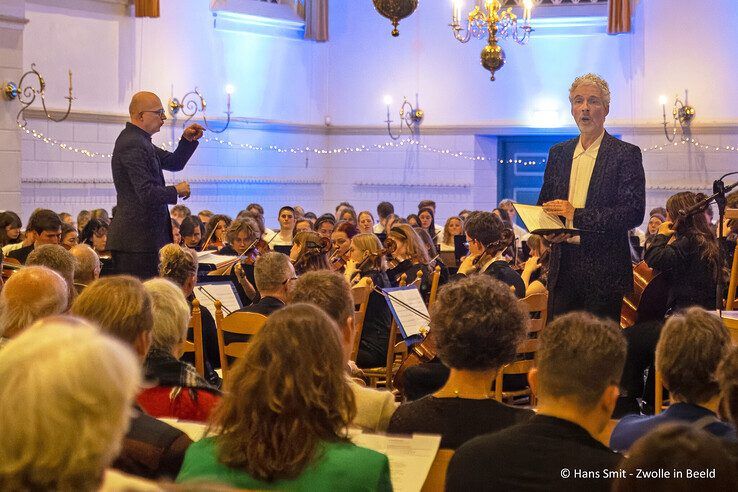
2;63;74;128
372;0;419;37
450;0;534;81
384;94;424;140
659;91;695;143
168;85;233;133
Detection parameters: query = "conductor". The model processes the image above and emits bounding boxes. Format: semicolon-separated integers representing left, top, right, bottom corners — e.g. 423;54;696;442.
108;91;204;279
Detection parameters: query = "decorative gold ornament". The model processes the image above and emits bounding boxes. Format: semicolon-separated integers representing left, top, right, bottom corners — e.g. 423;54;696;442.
659;91;696;143
372;0;419;37
3;63;74;127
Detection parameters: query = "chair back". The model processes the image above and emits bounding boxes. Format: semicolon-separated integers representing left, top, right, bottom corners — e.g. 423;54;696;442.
654;367;670;414
420;449;455;492
179;298;205;376
351;280;373;362
215;300;268;383
428;265;441;309
727;241;738;310
521;292;548;335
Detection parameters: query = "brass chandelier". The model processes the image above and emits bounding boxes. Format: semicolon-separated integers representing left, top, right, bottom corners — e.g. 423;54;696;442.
450;0;534;81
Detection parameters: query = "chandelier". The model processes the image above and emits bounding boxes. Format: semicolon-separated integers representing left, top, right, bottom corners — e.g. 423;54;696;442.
450;0;534;81
372;0;419;37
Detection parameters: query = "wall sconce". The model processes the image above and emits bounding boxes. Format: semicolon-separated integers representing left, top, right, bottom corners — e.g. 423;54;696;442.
2;63;74;128
384;94;424;140
168;85;233;133
659;91;695;143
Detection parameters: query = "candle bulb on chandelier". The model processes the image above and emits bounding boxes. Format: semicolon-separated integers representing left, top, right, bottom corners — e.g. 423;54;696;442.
225;84;234;111
383;94;393;122
523;0;533;22
452;0;462;23
658;94;668;119
68;70;73;94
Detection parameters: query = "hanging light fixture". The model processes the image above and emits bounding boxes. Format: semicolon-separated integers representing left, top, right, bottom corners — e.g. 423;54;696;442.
450;0;534;81
372;0;420;37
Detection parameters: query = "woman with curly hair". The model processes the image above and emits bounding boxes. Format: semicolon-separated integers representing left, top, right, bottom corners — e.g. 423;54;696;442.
176;304;391;489
388;275;533;449
202;214;232;251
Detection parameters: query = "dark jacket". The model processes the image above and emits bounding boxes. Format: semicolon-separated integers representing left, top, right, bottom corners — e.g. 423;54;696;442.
108;123;198;253
7;244;34;264
537;131;645;294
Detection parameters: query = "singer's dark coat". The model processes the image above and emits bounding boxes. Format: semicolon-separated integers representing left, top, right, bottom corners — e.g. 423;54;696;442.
108;123;198;253
537;131;646;295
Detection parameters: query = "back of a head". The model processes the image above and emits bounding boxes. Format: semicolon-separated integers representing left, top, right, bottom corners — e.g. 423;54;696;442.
290;271;353;327
26;244;76;305
159;243;197;287
465;210;512;249
254;251;292;293
70;243;101;284
377;201;394;219
212;303;354;482
71;275;153;346
0;316;141;491
433;275;527;371
613;424;737;492
718;346;738;425
536;312;626;409
656;307;730;405
143;278;190;351
0;266;68;339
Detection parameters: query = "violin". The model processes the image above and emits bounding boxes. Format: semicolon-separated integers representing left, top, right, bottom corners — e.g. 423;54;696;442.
292;236;331;271
463;229;514;275
349;238;397;285
208;237;270;276
329;247;348;272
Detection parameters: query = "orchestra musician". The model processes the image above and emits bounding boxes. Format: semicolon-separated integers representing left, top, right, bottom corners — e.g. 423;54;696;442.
290;231;330;275
386;224;433;298
179;215;204;251
329;221;358;273
215;217;262;305
439;216;464;253
344;233;393;369
264;206;296;246
202;214;232;251
456;211;525;298
357;211;375;234
314;214;336;238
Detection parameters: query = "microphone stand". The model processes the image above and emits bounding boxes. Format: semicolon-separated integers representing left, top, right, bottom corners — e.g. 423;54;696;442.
677;172;738;315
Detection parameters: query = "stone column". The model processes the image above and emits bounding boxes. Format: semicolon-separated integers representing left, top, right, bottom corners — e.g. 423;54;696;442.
0;0;26;212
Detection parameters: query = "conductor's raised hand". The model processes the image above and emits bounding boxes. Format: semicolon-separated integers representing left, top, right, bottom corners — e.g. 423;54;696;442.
183;123;205;142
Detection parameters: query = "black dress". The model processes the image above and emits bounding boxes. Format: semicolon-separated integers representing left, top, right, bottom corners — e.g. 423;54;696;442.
387;260;433;300
356;270;393;369
215;244;257;307
388;396;533;449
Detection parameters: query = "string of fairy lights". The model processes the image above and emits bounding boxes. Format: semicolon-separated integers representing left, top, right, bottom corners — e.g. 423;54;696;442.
18;123;738;165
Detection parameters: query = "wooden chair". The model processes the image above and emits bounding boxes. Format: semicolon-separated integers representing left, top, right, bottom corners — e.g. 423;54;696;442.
363;271;423;389
179;298;205;377
420;449;455;492
727;240;738;310
214;300;268;384
654;368;670;415
350;279;373;362
723;314;738;345
493;292;548;405
428;265;441;309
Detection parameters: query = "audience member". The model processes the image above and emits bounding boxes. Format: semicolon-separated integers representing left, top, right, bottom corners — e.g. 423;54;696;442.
611;308;734;451
70;243;101;292
26;244;77;309
613;424;738;491
0;316;142;491
8;208;62;264
138;278;221;422
0;265;68;344
389;275;533;449
233;251;295;316
71;276;193;480
447;312;626;491
177;303;391;489
290;270;396;431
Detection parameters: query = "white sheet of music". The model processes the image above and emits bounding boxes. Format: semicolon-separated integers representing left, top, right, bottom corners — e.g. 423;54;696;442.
349;430;441;492
157;418;208;441
196;251;237;266
384;286;431;339
194;283;241;316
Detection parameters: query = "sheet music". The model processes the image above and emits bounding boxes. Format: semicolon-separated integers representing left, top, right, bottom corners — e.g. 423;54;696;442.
513;203;579;235
157;418;209;441
350;430;441;492
196;251;238;266
383;286;431;339
194;282;241;316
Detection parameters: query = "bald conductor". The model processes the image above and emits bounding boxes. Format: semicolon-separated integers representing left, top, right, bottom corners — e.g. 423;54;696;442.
107;92;204;279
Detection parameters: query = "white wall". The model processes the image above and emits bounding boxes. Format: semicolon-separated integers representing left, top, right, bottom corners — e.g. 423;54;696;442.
13;0;738;227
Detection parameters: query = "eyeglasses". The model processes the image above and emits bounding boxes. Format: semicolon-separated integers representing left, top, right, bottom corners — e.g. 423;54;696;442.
282;276;298;285
141;109;166;117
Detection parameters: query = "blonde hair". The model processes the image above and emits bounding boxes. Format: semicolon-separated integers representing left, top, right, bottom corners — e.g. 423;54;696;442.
292;231;330;274
442;216;463;246
71;275;153;346
0;316;141;491
351;233;387;272
569;73;611;108
143;278;190;350
159;243;197;287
